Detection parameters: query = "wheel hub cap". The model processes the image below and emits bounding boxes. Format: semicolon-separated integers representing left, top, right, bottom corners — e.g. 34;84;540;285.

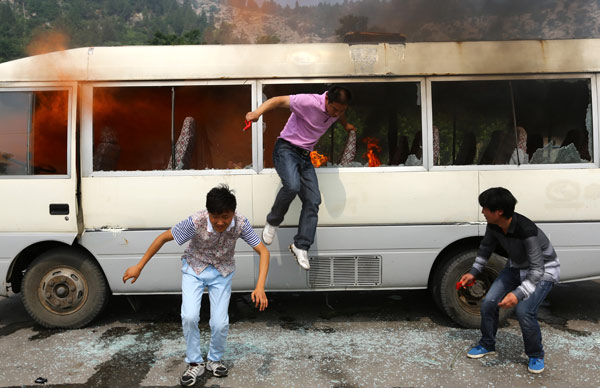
39;268;88;314
469;281;486;298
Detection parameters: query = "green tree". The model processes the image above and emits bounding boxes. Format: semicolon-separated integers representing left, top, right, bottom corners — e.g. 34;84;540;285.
0;3;24;62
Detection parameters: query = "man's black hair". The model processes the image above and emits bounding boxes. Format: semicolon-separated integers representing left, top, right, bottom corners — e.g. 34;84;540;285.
478;187;517;218
326;85;352;105
206;184;236;214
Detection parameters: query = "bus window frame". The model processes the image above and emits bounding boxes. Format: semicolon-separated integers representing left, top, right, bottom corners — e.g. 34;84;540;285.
425;73;599;171
80;80;258;177
256;77;429;174
0;83;75;180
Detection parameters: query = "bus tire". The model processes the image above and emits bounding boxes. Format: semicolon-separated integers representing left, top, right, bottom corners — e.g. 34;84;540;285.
435;249;510;328
21;247;109;329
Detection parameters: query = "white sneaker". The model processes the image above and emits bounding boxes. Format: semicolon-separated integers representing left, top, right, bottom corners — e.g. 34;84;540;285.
180;363;204;386
205;360;228;377
289;243;310;270
262;223;277;245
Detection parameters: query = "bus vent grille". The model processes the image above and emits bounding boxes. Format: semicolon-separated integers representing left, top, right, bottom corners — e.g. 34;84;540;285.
307;256;381;288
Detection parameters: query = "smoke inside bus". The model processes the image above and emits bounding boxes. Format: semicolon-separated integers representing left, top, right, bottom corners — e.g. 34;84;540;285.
91;85;252;172
0;90;68;175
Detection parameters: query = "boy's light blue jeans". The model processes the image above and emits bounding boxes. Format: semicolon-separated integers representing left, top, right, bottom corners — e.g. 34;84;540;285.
181;261;233;364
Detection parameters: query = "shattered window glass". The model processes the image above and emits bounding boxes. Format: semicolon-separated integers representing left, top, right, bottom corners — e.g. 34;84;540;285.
92;85;252;171
262;82;422;168
432;79;592;166
0;91;68;176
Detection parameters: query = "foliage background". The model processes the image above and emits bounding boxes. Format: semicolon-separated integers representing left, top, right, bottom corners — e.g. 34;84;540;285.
2;0;600;63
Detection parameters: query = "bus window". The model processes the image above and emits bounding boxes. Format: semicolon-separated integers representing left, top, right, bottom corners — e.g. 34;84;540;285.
0;91;68;176
262;82;422;168
92;85;252;171
432;78;593;166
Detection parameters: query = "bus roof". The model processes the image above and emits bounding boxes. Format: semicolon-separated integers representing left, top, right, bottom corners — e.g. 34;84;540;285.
1;39;600;82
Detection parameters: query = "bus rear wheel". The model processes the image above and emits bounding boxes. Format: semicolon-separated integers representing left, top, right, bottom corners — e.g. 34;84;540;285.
22;247;109;329
433;249;510;328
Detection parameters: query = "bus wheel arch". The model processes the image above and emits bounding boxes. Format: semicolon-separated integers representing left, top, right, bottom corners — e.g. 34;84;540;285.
429;238;510;328
428;237;482;307
20;245;110;329
8;241;73;294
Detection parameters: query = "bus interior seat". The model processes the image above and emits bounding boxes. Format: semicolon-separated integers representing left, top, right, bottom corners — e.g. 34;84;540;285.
168;117;197;170
508;126;529;164
526;132;543;160
492;131;517;164
433;125;440;165
93;126;120;171
390;135;409;165
339;127;357;165
409;130;422;159
561;129;591;161
479;130;515;165
453;131;476;165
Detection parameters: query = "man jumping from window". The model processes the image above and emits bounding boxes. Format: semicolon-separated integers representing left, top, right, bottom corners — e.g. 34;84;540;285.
245;86;355;270
459;187;560;374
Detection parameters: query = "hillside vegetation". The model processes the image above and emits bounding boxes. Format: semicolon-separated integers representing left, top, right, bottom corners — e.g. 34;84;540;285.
1;0;600;63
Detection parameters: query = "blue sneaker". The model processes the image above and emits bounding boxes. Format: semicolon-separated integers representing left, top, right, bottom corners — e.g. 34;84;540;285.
467;345;495;359
528;357;545;373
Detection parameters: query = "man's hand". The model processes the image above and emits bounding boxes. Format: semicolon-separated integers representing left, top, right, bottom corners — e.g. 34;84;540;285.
458;273;475;288
251;288;268;311
123;265;141;284
344;123;357;132
245;111;260;122
498;292;518;308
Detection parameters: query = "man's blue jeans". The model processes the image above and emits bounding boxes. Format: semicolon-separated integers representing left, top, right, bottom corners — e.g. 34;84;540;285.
479;266;553;359
267;138;321;251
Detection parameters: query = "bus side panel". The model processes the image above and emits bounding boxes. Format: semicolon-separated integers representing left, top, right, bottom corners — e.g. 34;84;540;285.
479;169;600;222
262;224;481;291
538;223;600;281
0;233;77;296
80;230;256;294
253;170;481;226
80;175;255;230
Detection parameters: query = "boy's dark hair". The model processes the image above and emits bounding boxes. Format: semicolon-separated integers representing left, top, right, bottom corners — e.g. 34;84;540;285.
478;187;517;218
206;184;236;214
326;85;352;105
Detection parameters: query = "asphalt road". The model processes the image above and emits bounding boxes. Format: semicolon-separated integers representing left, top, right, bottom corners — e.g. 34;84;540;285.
1;281;599;388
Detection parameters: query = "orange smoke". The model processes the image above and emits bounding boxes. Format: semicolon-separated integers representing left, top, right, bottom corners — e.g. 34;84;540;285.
92;86;253;171
32;91;69;174
362;137;382;167
26;30;70;56
310;151;328;168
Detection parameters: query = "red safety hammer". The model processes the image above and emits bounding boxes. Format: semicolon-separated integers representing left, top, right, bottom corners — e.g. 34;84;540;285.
456;279;476;290
242;120;252;132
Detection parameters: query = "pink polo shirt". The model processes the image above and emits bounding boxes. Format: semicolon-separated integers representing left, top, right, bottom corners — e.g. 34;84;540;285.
279;92;339;151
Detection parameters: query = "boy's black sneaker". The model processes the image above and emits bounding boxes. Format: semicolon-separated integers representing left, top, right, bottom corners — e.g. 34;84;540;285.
180;363;204;386
206;360;228;377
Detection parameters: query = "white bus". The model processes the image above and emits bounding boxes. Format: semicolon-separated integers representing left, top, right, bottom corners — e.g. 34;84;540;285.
1;39;599;329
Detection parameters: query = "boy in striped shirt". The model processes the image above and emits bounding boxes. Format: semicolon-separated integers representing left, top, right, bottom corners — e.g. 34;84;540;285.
460;187;559;374
123;184;270;386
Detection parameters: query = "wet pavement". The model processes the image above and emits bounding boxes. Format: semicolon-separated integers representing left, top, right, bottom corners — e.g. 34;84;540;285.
1;281;599;388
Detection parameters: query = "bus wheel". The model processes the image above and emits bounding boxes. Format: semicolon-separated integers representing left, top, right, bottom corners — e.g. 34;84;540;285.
21;247;109;329
435;249;509;328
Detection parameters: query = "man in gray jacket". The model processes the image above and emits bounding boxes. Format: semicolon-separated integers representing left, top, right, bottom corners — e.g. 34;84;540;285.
459;187;560;374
